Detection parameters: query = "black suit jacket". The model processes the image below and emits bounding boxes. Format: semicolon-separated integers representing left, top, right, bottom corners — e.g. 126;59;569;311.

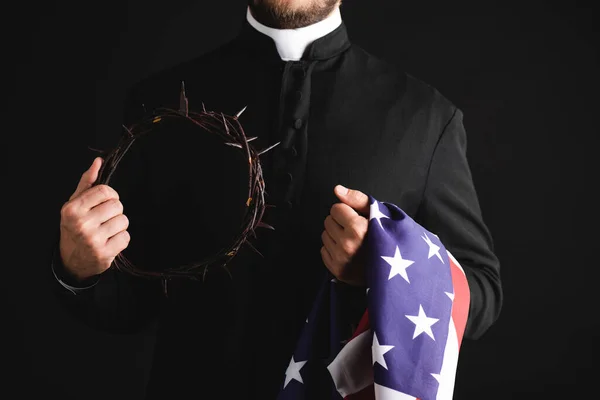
51;19;502;399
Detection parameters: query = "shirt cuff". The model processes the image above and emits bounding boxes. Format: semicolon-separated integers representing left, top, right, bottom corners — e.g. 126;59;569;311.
51;248;100;295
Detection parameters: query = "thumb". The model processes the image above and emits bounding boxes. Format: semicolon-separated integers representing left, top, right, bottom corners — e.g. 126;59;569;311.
71;157;103;200
334;185;370;216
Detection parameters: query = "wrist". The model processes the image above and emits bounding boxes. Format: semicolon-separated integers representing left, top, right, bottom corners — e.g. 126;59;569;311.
55;253;100;287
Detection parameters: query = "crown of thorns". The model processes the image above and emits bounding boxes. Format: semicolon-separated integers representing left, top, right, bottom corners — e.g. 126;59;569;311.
91;81;279;282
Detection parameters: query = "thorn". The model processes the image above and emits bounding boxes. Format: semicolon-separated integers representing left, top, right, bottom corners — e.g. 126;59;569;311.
179;81;189;116
122;125;134;137
244;241;264;258
87;146;105;154
257;141;281;156
234;105;247;119
257;222;275;230
225;142;242;148
142;103;147;113
221;112;232;137
245;136;258;142
202;102;206;112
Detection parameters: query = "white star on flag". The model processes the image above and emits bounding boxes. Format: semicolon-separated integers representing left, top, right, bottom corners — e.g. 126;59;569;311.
283;356;307;388
406;304;440;340
422;232;444;263
369;200;389;229
372;333;394;370
381;246;415;282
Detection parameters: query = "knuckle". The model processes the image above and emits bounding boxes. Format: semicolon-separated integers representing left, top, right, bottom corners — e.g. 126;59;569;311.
95;184;110;198
97;184;118;199
120;214;130;229
85;233;103;249
116;231;131;250
60;202;76;219
114;199;124;214
340;239;353;255
350;220;366;238
348;224;360;238
106;198;123;214
72;219;88;235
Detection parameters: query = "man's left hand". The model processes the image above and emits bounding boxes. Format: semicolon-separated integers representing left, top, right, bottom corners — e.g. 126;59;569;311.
321;185;370;286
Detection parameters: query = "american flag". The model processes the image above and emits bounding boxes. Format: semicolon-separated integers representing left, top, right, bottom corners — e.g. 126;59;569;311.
277;195;470;400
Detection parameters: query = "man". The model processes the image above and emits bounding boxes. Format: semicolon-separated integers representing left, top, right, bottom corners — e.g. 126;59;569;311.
51;0;502;398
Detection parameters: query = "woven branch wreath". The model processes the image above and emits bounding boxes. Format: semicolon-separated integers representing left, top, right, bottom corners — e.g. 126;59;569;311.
91;82;280;281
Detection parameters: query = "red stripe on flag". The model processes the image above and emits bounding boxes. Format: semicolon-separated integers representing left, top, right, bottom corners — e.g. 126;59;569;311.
448;254;470;347
351;309;370;339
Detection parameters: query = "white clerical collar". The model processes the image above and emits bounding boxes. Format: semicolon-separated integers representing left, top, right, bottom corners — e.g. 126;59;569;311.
246;6;342;61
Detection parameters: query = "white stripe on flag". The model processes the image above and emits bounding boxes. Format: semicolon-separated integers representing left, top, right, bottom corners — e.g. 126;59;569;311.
374;383;417;399
434;316;459;400
327;329;374;397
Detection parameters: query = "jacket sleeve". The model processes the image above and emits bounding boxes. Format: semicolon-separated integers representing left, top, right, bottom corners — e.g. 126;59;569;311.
50;235;162;334
415;107;503;340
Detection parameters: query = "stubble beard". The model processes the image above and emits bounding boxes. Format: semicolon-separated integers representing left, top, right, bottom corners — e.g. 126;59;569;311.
249;0;340;29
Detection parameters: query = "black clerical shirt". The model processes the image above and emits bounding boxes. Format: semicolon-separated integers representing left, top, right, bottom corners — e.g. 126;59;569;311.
51;6;502;399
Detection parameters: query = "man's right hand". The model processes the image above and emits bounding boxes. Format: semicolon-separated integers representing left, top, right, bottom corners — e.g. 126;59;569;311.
59;157;131;282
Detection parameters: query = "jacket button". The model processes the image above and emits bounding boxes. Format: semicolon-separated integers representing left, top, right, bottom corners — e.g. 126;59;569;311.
289;146;298;157
284;172;293;183
295;90;303;101
294;118;303;129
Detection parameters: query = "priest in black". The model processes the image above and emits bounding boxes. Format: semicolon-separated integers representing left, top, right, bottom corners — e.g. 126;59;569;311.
50;1;503;398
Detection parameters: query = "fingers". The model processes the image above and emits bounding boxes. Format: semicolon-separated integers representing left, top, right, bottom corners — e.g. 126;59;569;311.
334;185;370;216
105;230;131;256
71;157;103;201
321;229;337;253
324;215;343;241
75;184;120;213
89;197;124;225
329;203;358;229
322;230;350;266
60;187;124;243
320;246;335;273
343;188;370;215
99;213;129;240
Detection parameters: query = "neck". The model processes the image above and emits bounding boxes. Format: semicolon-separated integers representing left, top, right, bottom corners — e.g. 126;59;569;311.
246;6;343;61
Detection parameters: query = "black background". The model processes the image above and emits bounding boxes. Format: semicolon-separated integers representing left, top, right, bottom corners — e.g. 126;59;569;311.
3;0;598;398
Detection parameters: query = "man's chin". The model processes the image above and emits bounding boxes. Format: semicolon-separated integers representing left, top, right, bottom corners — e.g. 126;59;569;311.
249;0;339;29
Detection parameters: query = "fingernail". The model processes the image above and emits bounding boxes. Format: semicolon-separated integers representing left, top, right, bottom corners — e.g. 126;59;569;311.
337;185;348;195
